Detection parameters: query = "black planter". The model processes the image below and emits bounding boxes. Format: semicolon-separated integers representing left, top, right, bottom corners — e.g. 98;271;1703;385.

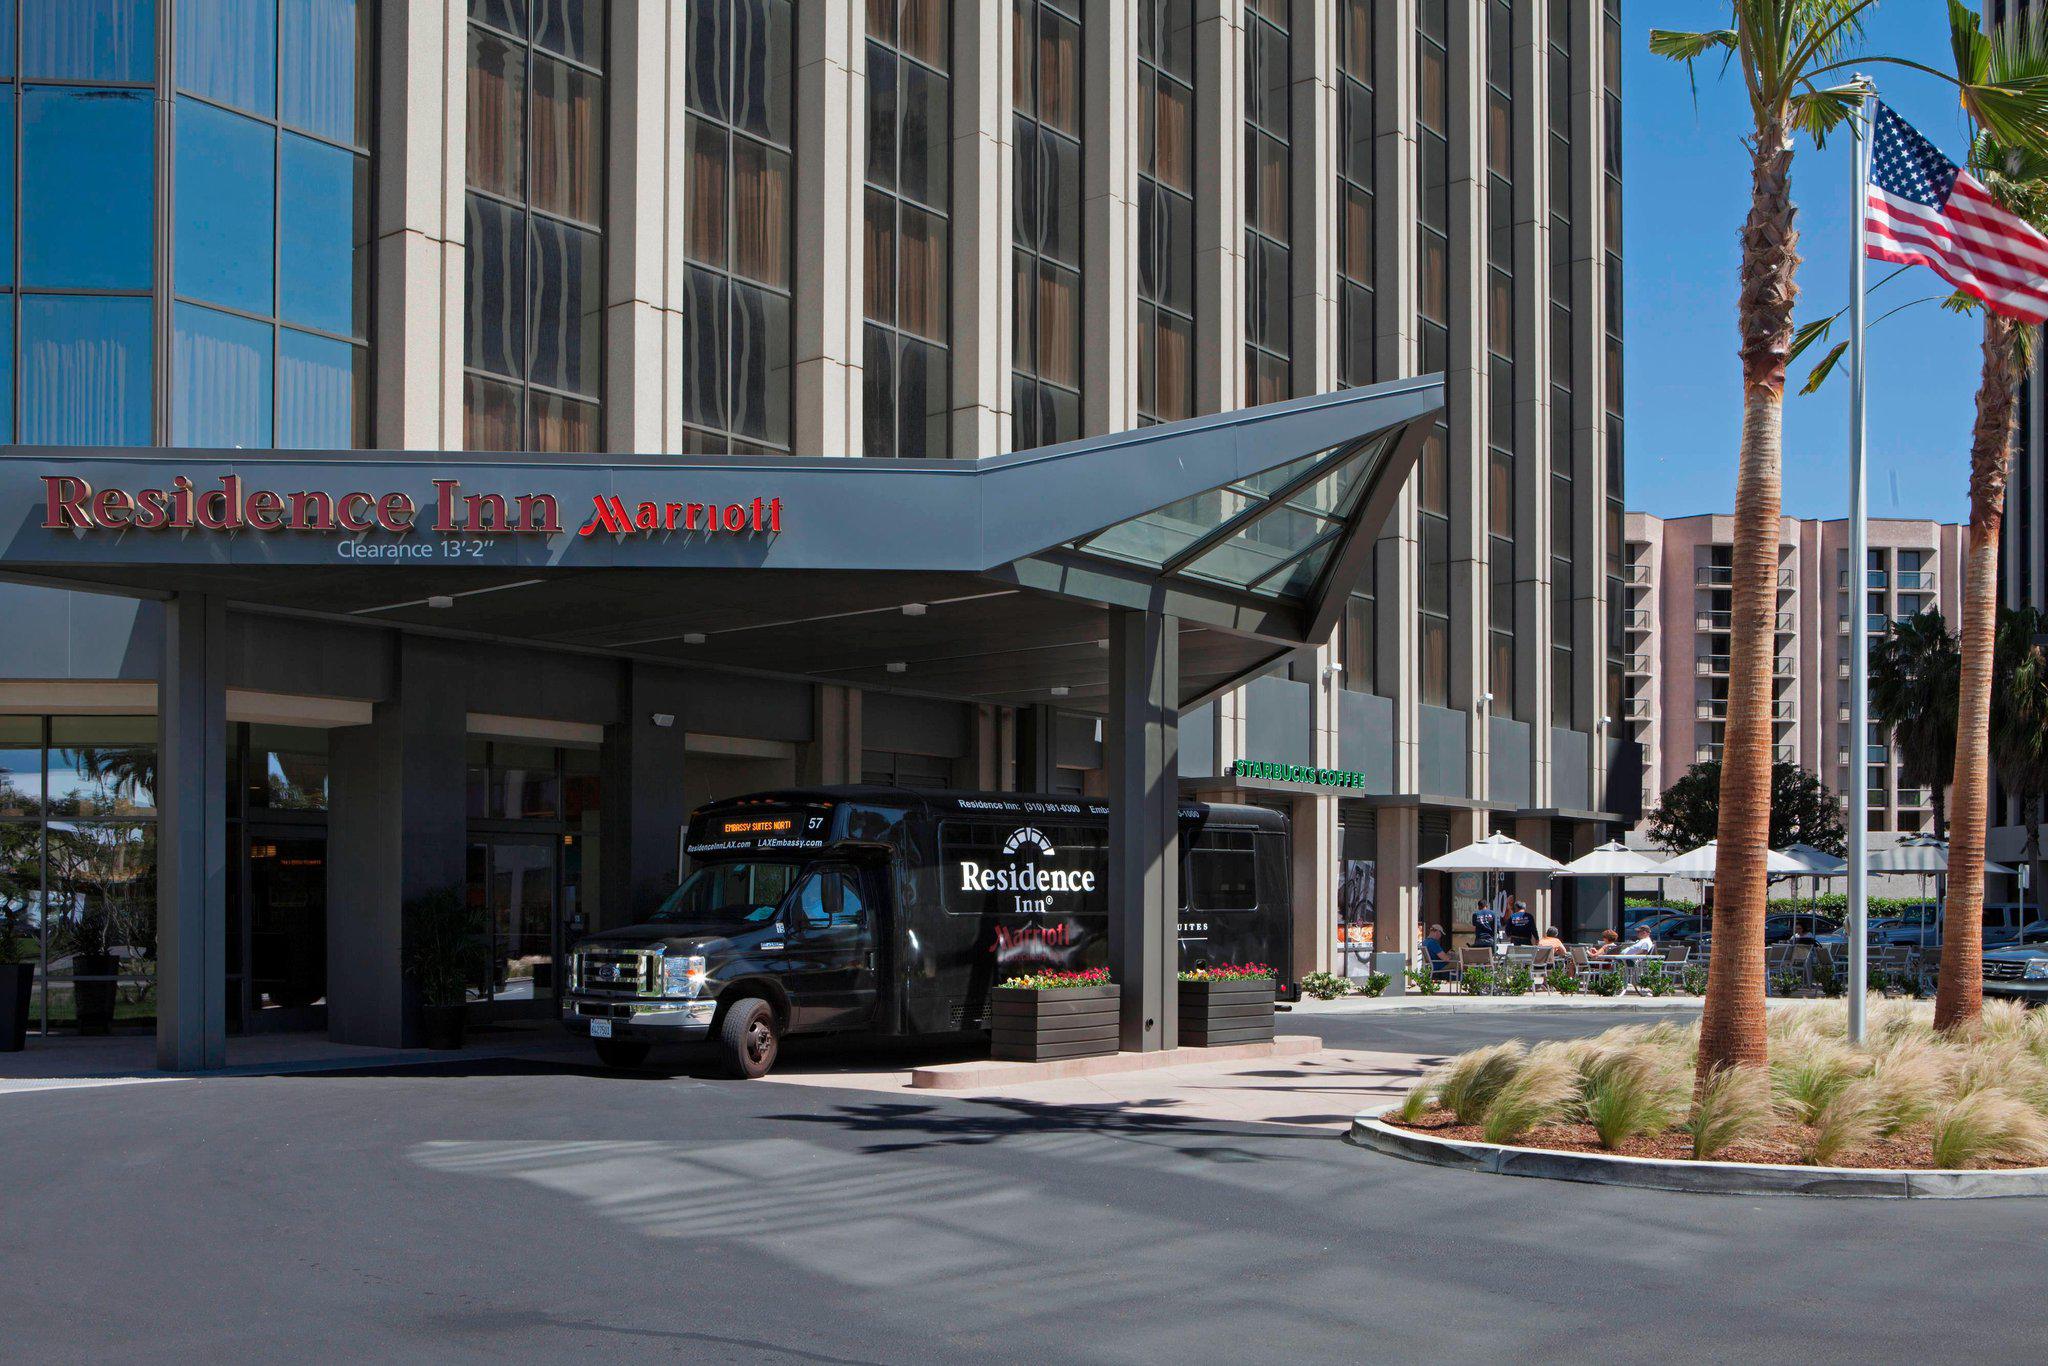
1177;977;1276;1046
990;984;1120;1061
420;1002;468;1050
72;953;119;1036
0;962;33;1052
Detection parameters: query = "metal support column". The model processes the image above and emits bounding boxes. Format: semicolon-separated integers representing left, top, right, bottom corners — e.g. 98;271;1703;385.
156;593;228;1070
1108;608;1180;1052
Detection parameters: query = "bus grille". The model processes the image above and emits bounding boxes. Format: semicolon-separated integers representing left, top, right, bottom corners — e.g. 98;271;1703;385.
575;949;658;996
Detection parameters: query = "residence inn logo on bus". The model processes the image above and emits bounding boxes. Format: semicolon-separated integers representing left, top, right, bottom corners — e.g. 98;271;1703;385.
958;827;1098;916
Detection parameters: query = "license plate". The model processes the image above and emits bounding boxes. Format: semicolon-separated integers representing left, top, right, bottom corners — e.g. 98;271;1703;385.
589;1018;613;1039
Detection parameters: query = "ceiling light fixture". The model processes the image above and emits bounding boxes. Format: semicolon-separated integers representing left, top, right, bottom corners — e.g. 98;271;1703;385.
1050;686;1070;697
426;595;454;610
683;632;706;645
886;661;908;674
901;603;928;617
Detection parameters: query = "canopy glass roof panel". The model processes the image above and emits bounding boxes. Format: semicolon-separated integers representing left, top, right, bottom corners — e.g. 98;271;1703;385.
1068;429;1396;602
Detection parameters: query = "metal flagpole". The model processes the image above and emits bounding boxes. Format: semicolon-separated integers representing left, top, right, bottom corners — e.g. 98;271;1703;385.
1847;78;1874;1046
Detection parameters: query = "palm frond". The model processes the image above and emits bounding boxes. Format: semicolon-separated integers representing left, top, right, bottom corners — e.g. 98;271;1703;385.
1799;339;1849;394
1791;80;1867;145
1942;290;1984;316
1954;0;2048;154
1649;28;1738;63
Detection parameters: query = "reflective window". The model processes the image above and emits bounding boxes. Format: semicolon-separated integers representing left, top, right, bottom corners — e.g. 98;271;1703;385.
682;0;793;455
1416;2;1452;709
1137;0;1192;425
21;0;154;82
1338;0;1373;387
0;716;160;1038
465;0;606;452
170;0;373;448
864;0;951;459
1551;0;1576;728
22;86;154;290
21;297;152;445
1485;0;1516;719
1013;0;1082;451
1244;0;1289;403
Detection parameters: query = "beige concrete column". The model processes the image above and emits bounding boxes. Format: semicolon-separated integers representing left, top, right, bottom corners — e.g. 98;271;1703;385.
604;1;689;455
1192;0;1244;416
1290;643;1342;979
1374;805;1420;965
1082;0;1137;435
1446;0;1485;792
1376;0;1419;799
951;2;1015;457
373;0;465;449
1517;0;1553;793
793;3;864;455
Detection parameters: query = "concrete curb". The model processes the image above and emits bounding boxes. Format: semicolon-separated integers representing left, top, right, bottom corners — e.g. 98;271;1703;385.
1289;995;1704;1015
1346;1104;2048;1199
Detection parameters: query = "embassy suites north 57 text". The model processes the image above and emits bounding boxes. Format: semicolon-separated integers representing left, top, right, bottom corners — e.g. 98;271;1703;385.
39;474;785;540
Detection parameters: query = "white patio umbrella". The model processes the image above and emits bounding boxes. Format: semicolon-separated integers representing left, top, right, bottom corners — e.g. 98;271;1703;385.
1551;841;1665;937
1780;843;1848;924
1418;834;1564;945
1867;835;2016;876
1655;840;1809;880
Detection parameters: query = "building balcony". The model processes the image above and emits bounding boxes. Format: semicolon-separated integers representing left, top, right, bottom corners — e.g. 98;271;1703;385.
1774;743;1798;763
1623;696;1654;720
1697;565;1735;586
1696;701;1723;720
1773;657;1795;677
1899;785;1932;807
1625;652;1652;675
1896;569;1934;590
1697;655;1729;676
1625;564;1653;585
1623;608;1652;631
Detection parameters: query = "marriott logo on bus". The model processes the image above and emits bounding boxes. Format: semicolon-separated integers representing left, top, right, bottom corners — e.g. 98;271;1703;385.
40;473;784;540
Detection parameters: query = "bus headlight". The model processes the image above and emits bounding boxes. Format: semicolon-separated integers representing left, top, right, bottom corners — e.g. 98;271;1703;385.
662;953;709;998
2023;958;2048;981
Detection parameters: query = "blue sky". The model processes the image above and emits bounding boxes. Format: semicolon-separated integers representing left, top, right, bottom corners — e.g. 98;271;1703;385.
1625;4;1983;524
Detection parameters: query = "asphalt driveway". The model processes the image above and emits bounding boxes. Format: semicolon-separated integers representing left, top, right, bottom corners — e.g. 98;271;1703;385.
0;1007;2035;1364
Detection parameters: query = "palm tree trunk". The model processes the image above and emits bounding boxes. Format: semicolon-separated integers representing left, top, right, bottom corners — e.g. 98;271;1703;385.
1936;311;2023;1033
1700;120;1798;1078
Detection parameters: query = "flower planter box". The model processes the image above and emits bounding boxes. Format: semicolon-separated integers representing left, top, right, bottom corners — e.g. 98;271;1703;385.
1177;977;1276;1046
990;983;1120;1061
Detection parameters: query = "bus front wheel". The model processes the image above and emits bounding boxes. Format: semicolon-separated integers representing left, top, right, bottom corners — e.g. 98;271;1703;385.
716;998;780;1079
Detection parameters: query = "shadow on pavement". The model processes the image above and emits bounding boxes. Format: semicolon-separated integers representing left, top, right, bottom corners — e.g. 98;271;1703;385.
764;1094;1340;1156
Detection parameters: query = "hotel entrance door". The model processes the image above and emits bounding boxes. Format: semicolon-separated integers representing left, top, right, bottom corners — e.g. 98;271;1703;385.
466;833;591;1016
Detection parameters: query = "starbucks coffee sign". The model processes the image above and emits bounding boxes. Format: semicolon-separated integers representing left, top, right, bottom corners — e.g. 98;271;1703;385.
1231;758;1370;791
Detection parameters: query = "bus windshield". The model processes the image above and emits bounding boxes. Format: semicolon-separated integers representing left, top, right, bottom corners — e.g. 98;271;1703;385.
648;861;803;928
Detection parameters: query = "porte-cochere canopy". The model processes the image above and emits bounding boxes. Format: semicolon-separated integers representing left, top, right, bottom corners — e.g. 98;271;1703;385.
0;377;1442;711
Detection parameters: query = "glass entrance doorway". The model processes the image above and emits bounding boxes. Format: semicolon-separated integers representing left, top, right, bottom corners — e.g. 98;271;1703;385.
236;830;327;1031
468;837;559;1011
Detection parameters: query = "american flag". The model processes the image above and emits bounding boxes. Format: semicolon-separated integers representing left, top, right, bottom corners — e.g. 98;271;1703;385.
1865;101;2048;324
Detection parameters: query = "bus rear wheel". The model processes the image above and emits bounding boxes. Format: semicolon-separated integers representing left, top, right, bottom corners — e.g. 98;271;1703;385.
716;998;780;1079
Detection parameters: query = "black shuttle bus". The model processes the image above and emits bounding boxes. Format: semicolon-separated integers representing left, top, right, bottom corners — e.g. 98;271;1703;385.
563;787;1292;1077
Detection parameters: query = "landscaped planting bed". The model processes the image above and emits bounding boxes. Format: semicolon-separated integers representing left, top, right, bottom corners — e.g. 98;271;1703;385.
1387;1000;2048;1171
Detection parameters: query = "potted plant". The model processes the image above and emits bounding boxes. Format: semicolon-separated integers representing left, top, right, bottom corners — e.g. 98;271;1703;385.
989;966;1118;1061
1177;962;1275;1046
0;902;33;1051
404;887;485;1050
67;906;120;1036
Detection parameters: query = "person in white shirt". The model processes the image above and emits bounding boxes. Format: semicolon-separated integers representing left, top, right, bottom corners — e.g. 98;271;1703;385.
1617;924;1658;957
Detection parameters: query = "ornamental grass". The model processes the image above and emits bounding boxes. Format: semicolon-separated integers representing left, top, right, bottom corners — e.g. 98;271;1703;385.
1390;1002;2048;1170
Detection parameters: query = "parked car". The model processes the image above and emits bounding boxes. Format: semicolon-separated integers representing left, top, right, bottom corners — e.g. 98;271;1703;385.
1649;915;1708;944
1764;912;1841;944
1625;907;1693;936
1981;923;2048;1001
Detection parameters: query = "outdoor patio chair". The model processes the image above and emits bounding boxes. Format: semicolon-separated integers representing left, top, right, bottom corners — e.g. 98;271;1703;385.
1457;947;1495;991
1661;946;1689;967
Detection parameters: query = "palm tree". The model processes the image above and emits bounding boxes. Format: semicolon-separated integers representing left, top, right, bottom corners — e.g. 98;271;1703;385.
1935;11;2048;1033
1991;607;2048;927
1652;0;2048;1073
1869;609;1961;838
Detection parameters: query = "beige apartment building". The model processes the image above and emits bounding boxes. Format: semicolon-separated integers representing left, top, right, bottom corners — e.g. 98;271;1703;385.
1622;512;1968;844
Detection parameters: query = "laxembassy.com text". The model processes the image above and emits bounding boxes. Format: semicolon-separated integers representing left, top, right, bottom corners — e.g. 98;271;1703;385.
40;475;784;540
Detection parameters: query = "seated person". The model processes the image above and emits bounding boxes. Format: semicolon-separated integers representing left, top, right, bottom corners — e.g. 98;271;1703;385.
1537;923;1567;952
1617;924;1658;957
1420;923;1449;969
1589;928;1622;958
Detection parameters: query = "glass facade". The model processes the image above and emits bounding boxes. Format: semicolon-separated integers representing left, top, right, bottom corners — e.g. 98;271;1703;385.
0;0;156;444
1337;0;1373;389
465;0;606;453
863;0;950;459
1136;0;1192;426
1244;0;1290;405
1486;0;1516;721
464;739;600;1010
682;0;793;456
0;716;157;1036
1416;0;1451;708
174;0;373;450
1012;0;1081;451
